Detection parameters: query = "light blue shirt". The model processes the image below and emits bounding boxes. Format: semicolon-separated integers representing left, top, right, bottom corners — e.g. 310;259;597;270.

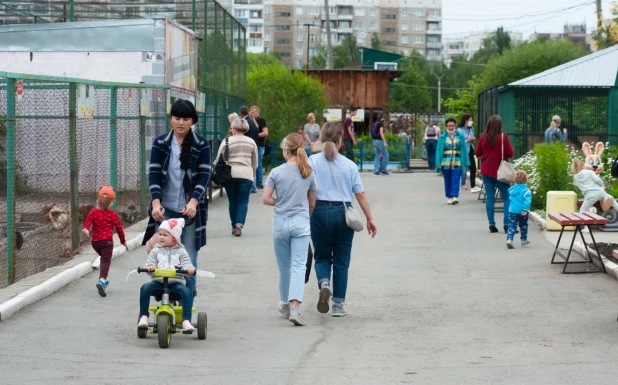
161;138;192;212
309;153;364;202
266;163;318;218
457;126;475;153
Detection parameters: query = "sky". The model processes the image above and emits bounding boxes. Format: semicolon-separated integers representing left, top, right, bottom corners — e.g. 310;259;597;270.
441;0;616;39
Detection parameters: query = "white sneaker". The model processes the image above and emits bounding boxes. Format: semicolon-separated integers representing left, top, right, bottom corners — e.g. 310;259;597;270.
182;320;195;334
471;187;481;193
452;197;459;205
447;198;453;205
137;315;149;329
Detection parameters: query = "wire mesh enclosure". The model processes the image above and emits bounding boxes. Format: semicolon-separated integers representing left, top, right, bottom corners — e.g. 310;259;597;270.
0;73;168;288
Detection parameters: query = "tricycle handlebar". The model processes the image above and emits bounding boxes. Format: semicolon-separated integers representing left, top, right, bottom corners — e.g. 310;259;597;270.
136;266;194;275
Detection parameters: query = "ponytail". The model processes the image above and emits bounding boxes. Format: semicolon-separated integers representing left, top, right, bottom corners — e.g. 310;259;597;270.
322;141;339;162
320;121;343;161
550;115;561;129
296;147;312;179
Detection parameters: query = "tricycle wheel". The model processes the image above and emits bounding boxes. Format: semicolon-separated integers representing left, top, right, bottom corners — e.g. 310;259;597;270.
197;312;207;340
158;314;172;348
137;327;147;339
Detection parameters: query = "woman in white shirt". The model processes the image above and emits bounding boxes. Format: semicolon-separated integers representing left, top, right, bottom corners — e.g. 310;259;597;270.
308;122;377;317
214;118;258;237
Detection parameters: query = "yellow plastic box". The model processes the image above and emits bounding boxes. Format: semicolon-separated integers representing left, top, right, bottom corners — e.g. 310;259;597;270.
545;191;578;231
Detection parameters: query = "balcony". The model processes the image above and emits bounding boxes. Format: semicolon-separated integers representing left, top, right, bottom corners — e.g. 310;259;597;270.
426;54;443;62
427;28;442;35
336;27;353;34
338;13;353;21
426;41;442;49
426;15;441;22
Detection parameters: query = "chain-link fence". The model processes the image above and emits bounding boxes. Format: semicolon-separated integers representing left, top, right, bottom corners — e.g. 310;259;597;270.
0;72;168;288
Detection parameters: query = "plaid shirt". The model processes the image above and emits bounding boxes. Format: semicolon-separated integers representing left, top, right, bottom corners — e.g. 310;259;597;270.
142;130;212;250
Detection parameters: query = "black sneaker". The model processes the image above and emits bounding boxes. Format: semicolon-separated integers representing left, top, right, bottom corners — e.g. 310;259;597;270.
489;225;499;233
257;184;264;190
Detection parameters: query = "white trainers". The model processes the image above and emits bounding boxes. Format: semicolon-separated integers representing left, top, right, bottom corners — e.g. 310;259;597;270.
452;197;459;205
471;187;482;193
137;315;149;329
182;320;195;333
447;198;453;205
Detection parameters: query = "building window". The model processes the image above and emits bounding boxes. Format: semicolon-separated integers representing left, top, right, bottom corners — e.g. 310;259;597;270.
403;49;409;56
276;12;291;17
354;8;365;16
401;36;409;44
264;20;270;27
354;22;363;29
296;48;303;55
417;49;424;55
309;7;319;15
427;22;440;31
401;23;408;31
276;25;291;30
249;39;263;47
281;52;291;57
427;35;440;42
249;10;261;18
276;39;291;44
383;41;396;46
264;33;271;41
297;33;304;42
413;9;423;17
428;49;440;56
429;10;440;17
249;24;263;33
309;34;317;42
296;7;303;15
382;14;396;20
296;60;303;69
340;21;351;29
264;6;271;14
234;9;247;18
382;28;396;33
414;35;424;44
402;9;408;17
370;22;376;30
370;8;377;16
265;47;271;53
415;23;423;31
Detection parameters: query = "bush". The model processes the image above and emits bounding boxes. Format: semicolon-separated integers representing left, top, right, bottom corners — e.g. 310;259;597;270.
531;143;574;210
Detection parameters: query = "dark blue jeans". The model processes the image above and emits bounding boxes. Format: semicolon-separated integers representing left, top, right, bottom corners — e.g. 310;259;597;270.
310;201;355;303
442;168;462;198
425;139;438;170
507;213;529;241
224;178;253;229
139;280;194;321
482;175;511;226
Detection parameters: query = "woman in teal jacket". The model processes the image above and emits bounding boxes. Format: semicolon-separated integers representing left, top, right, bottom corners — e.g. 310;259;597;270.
436;118;469;205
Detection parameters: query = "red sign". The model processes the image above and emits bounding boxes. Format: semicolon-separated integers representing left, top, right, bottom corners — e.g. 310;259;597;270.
16;80;23;96
157;89;161;101
128;88;133;98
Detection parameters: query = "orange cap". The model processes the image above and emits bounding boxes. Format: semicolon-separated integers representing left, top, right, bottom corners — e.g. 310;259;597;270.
98;186;116;199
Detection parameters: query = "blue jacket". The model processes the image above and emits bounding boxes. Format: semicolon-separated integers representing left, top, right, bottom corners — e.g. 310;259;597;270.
457;126;475;153
508;183;532;214
435;130;469;172
142;129;212;250
544;127;566;144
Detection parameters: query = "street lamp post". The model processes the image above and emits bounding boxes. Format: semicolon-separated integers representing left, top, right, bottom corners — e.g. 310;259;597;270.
433;72;446;113
303;23;314;72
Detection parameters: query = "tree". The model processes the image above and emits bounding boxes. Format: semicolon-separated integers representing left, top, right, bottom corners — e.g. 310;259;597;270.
309;41;328;69
473;26;512;63
247;63;327;141
593;4;618;49
442;77;484;122
370;32;384;50
333;35;357;69
390;62;432;112
480;39;588;89
247;52;281;68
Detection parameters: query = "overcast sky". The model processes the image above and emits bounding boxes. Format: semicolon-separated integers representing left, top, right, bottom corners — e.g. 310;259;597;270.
441;0;615;39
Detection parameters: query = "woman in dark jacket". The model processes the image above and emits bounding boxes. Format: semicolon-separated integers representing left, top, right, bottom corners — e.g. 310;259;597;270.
475;115;514;234
142;100;211;295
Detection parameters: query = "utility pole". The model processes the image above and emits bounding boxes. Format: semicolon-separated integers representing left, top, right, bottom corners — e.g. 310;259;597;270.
324;0;333;69
433;72;446;112
304;23;312;72
596;0;603;29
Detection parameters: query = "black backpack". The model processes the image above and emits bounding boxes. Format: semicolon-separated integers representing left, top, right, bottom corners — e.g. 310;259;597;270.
212;137;232;186
612;157;618;178
371;122;380;139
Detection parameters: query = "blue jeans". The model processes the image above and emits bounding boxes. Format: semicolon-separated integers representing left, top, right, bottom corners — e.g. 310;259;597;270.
310;201;355;303
482;175;511;226
343;139;355;161
425;139;438;170
442;168;462;198
224;178;253;229
373;140;389;174
507;212;529;241
256;146;265;187
273;215;311;304
157;209;198;293
139;280;194;321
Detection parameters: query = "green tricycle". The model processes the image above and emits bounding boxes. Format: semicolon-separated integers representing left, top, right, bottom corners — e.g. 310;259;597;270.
136;266;207;348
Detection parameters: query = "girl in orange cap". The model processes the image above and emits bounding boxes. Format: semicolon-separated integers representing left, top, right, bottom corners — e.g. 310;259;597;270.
82;186;127;297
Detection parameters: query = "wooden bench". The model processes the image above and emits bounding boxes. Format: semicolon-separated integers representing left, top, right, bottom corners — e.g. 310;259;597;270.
548;212;608;274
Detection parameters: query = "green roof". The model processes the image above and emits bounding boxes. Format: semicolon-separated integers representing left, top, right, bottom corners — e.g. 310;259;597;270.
356;47;404;70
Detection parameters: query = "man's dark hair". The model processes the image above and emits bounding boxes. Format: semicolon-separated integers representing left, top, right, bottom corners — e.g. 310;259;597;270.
240;106;249;115
350;107;358;112
445;118;457;126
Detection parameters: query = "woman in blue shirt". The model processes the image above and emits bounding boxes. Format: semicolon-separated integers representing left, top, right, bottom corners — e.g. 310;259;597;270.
308;122;378;317
142;100;211;296
457;114;480;193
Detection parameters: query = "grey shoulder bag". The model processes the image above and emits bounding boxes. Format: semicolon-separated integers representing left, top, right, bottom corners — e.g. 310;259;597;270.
327;160;364;232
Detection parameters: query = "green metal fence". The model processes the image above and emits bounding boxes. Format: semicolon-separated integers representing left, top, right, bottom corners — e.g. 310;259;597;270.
480;86;618;158
0;72;168;288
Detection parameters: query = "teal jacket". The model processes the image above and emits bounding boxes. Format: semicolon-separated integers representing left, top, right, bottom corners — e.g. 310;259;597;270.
435;130;469;172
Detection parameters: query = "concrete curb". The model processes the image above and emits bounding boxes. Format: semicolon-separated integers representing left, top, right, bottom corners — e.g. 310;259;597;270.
0;187;223;322
529;211;547;230
572;242;618;279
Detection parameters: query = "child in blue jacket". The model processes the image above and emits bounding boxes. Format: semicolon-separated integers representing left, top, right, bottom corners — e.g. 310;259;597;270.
507;170;532;249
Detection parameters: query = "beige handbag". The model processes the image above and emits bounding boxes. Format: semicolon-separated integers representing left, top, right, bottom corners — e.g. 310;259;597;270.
310;140;323;153
327;160;364;232
497;133;515;184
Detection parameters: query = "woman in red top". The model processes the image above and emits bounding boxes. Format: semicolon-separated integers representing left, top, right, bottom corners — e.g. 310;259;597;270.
475;115;514;233
82;186;126;297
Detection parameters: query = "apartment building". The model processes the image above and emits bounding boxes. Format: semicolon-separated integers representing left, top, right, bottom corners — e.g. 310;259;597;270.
443;31;523;67
219;0;443;68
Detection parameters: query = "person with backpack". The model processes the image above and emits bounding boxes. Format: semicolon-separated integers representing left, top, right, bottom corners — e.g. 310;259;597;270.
544;115;567;144
372;114;389;176
424;123;440;171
